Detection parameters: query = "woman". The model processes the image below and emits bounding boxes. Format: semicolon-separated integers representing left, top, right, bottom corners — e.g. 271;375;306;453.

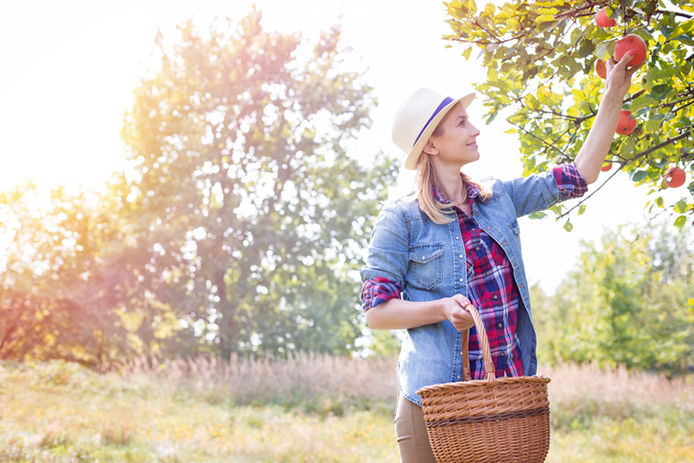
360;52;638;462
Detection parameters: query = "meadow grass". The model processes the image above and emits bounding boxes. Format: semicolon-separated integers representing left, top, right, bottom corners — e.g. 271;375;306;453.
0;356;691;462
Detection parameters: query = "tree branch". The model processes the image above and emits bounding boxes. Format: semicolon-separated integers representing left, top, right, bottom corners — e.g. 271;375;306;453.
557;130;693;219
557;166;622;219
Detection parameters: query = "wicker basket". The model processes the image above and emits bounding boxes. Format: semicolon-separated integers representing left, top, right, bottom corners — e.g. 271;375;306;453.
416;304;551;463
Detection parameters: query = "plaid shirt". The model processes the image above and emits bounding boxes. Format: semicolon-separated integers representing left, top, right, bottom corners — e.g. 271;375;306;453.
361;163;587;379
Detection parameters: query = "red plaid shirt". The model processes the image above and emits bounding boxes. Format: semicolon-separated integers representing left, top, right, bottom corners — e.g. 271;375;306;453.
361;164;587;379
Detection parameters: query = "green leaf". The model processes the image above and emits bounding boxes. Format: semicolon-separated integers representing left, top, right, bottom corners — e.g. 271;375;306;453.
655;196;664;208
563;220;573;232
650;83;672;99
673;215;687;228
536;14;558;23
595;40;614;60
632;170;648;182
529;211;547;219
577;39;594;58
668;18;694;40
577;204;586;215
674;200;688;213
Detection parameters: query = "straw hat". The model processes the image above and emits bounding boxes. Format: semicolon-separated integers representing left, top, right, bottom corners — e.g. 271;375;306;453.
392;88;475;170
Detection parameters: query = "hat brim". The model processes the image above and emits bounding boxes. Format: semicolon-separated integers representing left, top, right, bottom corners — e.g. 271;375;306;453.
404;92;475;170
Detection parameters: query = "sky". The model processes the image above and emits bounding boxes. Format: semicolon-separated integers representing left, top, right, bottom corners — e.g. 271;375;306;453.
0;0;683;293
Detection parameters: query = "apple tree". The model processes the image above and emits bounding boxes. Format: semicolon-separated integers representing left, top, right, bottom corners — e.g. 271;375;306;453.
444;0;694;228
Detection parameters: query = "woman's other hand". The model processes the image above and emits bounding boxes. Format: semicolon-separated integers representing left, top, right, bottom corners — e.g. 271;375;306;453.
439;294;475;331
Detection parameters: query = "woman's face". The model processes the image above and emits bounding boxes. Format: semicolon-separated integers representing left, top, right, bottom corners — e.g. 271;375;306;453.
424;103;480;168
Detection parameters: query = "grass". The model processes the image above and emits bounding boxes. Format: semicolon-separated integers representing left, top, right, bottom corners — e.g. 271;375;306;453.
0;356;691;462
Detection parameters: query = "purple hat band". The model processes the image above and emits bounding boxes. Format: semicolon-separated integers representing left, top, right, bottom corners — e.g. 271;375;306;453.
412;96;454;147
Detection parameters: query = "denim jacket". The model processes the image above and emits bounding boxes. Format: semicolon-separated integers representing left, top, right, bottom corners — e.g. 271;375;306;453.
361;169;581;406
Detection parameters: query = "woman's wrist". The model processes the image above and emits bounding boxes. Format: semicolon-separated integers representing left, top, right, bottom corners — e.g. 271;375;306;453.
434;297;448;323
601;88;625;110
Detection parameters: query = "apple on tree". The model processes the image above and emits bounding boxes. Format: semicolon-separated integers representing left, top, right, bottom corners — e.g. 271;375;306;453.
616;110;636;135
601;162;612;172
595;8;616;27
615;34;648;67
595;59;606;79
664;166;686;188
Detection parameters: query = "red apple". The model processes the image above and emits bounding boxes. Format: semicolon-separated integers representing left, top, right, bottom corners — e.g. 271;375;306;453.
601;163;612;172
595;59;606;79
615;34;648;67
664;166;686;188
616;110;636;135
595;8;616;27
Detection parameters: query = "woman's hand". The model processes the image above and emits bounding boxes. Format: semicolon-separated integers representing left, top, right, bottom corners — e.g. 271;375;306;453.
439;294;475;331
604;52;641;102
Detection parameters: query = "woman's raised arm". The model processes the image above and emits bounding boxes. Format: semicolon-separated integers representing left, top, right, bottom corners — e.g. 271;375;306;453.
574;52;641;184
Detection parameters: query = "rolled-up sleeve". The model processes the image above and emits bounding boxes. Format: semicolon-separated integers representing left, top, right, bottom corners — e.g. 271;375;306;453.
359;204;409;306
552;162;588;198
360;277;402;312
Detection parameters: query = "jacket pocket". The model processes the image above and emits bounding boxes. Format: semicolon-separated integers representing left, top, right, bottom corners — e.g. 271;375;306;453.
408;243;444;290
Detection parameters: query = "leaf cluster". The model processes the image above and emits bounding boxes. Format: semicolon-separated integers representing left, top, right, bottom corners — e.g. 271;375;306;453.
445;0;694;228
0;10;396;365
532;221;694;375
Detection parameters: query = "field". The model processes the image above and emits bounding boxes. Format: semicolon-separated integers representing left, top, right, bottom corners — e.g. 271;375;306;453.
0;355;692;462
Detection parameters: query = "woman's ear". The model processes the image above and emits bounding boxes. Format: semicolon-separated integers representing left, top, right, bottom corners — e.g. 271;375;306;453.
422;139;438;156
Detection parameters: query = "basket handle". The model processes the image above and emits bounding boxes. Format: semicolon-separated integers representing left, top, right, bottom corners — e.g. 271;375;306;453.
461;303;496;383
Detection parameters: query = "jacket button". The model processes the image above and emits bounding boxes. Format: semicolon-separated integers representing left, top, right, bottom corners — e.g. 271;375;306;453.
459;254;464;258
500;352;505;357
455;236;460;240
486;226;491;230
502;241;507;246
459;278;463;282
497;323;503;329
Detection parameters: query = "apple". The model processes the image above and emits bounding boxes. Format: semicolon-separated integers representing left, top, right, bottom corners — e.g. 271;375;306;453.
616;110;636;135
664;166;686;188
595;59;606;79
601;163;612;172
595;8;616;27
615;34;648;67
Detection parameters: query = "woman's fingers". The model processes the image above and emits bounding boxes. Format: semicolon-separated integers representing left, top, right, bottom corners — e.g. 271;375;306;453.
452;293;470;308
446;294;475;331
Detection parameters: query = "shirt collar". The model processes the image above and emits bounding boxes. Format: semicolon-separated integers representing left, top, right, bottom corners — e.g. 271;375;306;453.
431;174;480;205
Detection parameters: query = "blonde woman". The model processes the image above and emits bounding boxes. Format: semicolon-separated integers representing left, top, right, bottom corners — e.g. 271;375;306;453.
360;52;638;462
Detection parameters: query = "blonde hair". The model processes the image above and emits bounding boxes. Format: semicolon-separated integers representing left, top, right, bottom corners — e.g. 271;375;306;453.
415;149;492;225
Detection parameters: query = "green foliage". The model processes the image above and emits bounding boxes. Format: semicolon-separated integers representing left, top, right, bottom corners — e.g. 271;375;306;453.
0;9;394;365
532;221;694;375
445;0;694;226
118;10;396;358
0;184;139;365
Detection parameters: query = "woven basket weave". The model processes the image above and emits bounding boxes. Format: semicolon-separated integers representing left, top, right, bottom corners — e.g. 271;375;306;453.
416;304;551;463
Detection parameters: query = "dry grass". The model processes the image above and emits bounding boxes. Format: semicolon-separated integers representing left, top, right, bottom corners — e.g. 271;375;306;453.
542;362;693;410
0;356;691;461
111;353;399;412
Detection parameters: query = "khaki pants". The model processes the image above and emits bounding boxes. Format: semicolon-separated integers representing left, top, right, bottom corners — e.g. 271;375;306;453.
394;394;436;463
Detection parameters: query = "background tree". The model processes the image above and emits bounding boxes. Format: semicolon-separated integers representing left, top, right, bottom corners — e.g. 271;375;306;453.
0;184;138;366
119;10;396;358
444;0;693;229
532;221;694;375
